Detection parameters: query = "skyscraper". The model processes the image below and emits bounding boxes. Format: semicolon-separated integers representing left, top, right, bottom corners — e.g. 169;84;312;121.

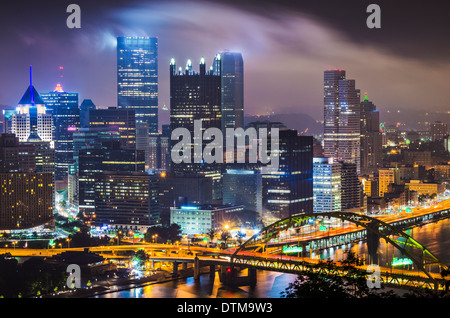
41;84;79;182
323;70;361;175
430;121;448;142
11;67;53;143
117;36;158;135
79;99;96;128
40;84;78;115
222;169;262;217
169;57;222;199
0;133;53;230
78;141;145;218
313;157;341;213
94;171;159;231
88;107;136;150
360;93;382;176
213;51;244;131
262;129;313;221
340;162;362;210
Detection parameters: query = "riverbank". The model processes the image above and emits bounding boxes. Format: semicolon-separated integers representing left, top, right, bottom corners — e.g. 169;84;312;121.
47;266;210;298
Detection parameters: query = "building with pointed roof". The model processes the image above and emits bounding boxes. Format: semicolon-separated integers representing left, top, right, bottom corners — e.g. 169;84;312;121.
10;67;53;143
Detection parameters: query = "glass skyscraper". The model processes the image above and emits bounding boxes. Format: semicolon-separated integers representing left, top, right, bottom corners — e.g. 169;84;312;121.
213;51;244;131
313;157;342;213
169;57;222;199
323;69;361;175
262;129;313;221
41;84;79;181
360;93;382;176
117;36;158;136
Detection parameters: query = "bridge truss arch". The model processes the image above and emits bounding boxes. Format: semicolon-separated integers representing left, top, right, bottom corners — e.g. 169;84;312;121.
231;212;449;280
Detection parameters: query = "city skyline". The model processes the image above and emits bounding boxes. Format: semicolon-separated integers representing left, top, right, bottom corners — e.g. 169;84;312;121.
1;0;450;302
0;0;449;128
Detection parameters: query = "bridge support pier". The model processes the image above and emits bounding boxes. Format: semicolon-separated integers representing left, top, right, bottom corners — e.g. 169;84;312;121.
209;265;216;277
248;268;257;286
194;256;200;280
220;266;257;287
173;262;179;276
182;262;187;271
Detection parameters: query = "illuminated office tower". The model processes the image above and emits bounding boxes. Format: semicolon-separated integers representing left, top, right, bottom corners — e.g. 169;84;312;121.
0;172;53;230
159;124;170;171
136;123;150;169
313;157;341;213
430;121;448;142
378;168;395;197
0;133;36;173
88;107;136;150
11;67;53;143
79;99;96;128
323;70;361;175
213;51;244;131
360;93;382;176
148;136;158;170
71;127;121;207
222;169;262;216
117;36;158;135
40;84;78;115
340;162;362;210
41;84;79;181
94;171;159;231
169;57;222;199
262;130;313;221
78;141;145;218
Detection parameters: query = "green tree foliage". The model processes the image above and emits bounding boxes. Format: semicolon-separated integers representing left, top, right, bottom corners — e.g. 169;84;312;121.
0;254;66;298
281;252;397;298
145;224;182;244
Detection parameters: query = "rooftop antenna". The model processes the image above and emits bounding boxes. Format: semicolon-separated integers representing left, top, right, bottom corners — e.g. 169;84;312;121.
29;65;34;104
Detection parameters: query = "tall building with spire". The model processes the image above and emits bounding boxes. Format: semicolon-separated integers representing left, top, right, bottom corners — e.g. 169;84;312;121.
11;67;53;143
117;36;158;136
323;69;361;175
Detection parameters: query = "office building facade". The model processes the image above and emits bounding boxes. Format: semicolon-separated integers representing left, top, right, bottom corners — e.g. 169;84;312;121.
213;51;244;131
360;93;382;176
41;84;79;181
262;130;313;221
117;36;158;135
313;157;342;213
323;70;361;174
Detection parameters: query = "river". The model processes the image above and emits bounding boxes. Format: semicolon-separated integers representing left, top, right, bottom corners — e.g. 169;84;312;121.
94;217;450;298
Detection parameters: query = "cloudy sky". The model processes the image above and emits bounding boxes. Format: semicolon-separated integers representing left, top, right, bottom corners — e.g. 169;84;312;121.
0;0;449;125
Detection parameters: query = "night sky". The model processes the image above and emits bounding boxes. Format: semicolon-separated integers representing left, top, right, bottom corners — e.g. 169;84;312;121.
0;0;449;126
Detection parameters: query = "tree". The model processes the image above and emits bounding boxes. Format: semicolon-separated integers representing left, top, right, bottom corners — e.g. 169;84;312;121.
206;229;217;247
145;224;182;244
133;250;148;268
235;231;246;246
281;252;397;298
219;231;232;249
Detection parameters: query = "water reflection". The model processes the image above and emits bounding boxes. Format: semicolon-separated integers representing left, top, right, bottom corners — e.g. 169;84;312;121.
95;218;450;298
